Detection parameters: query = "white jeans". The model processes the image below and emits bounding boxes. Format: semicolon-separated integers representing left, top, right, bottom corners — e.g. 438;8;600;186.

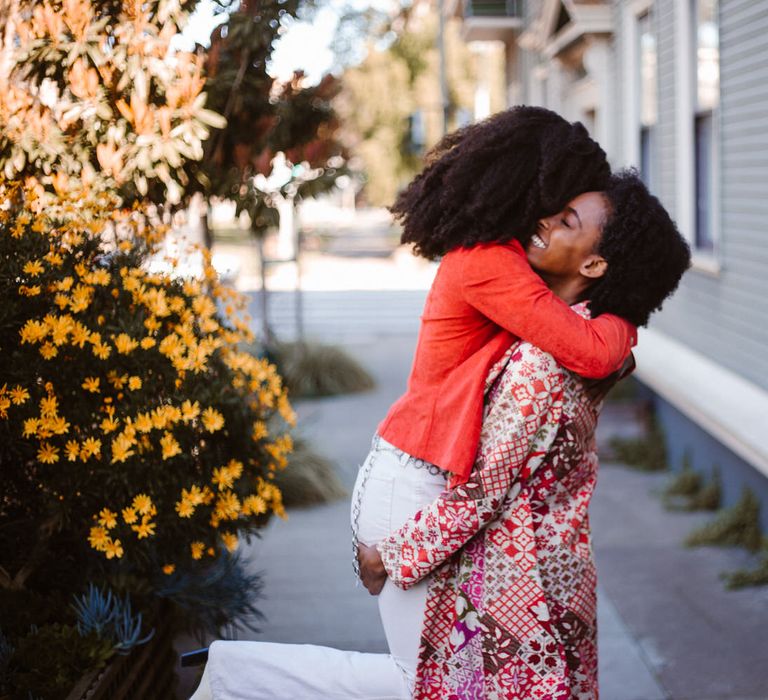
189;435;447;700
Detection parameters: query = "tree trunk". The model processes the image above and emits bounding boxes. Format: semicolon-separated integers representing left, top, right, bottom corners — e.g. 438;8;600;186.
254;232;273;345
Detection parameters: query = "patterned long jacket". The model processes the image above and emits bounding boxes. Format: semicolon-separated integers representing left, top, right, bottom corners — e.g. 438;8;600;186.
377;306;602;700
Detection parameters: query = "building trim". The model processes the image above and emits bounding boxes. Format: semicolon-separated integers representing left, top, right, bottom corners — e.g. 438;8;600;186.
633;327;768;479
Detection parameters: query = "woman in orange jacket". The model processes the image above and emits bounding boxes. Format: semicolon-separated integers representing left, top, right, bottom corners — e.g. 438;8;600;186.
188;109;687;699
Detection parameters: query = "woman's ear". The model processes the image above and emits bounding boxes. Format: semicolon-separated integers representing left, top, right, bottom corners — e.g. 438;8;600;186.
580;254;608;280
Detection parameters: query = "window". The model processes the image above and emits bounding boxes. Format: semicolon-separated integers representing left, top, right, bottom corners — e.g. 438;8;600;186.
692;0;719;252
638;10;658;188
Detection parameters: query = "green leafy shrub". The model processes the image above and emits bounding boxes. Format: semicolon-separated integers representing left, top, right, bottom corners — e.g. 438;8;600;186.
8;623;114;699
272;437;347;508
1;181;294;586
0;181;297;695
608;416;667;471
661;454;721;511
722;547;768;589
155;551;265;637
268;341;375;398
685;487;763;552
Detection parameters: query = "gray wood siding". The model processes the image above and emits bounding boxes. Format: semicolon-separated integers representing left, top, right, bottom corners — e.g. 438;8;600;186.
514;1;767;390
646;0;768;391
655;0;677;216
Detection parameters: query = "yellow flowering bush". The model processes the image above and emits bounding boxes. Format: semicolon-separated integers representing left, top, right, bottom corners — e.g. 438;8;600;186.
0;180;296;600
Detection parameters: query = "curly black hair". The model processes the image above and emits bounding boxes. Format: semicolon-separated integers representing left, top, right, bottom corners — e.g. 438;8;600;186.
391;106;611;259
587;169;691;327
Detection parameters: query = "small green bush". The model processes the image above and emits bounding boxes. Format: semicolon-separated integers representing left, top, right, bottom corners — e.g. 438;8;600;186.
269;341;375;398
685;487;763;552
272;437;347;508
662;455;721;511
608;417;667;471
722;548;768;589
8;623;114;699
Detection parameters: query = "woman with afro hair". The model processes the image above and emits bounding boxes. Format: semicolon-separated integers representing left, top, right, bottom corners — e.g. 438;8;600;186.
189;167;689;700
354;169;690;699
188;112;687;700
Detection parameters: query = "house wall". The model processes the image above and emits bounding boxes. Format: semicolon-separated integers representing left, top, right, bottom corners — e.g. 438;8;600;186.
634;0;768;392
508;0;768;521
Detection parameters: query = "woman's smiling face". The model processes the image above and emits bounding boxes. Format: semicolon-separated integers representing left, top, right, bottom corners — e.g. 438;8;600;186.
525;191;610;284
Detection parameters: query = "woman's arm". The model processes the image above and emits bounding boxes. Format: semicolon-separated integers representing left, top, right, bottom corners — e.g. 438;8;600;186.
375;343;564;590
461;241;635;378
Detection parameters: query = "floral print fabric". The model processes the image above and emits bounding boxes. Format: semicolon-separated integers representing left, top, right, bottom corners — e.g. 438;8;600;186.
377;306;602;699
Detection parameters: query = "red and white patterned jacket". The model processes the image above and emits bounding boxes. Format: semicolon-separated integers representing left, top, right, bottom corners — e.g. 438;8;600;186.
377;306;602;699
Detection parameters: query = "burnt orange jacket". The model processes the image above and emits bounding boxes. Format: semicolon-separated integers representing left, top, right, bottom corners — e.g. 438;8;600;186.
377;240;636;481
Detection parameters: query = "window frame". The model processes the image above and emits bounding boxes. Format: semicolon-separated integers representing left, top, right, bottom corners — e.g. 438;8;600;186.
675;0;722;274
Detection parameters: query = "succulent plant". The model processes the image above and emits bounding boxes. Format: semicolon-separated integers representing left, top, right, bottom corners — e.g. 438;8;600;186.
111;595;155;655
71;584;154;655
71;584;117;639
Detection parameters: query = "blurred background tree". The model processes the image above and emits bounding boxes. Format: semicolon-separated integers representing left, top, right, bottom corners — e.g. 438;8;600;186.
193;0;348;245
0;0;348;233
0;0;222;207
336;1;485;207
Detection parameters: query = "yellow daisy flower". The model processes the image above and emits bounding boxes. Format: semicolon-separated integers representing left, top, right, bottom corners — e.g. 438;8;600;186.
122;507;138;524
9;386;29;405
190;541;205;560
104;539;124;559
65;440;80;461
128;376;142;391
88;526;109;551
181;399;200;423
40;342;58;360
101;414;120;434
131;516;156;539
132;493;153;515
211;466;234;491
81;437;102;459
23;259;45;276
19;285;42;297
70;284;93;313
110;434;134;463
98;508;118;529
201;407;224;433
226;459;244;480
92;342;112;360
70;322;91;348
37;442;59;464
251;420;268;441
82;377;100;393
175;499;195;518
215;491;240;520
221;532;238;553
40;395;58;417
160;431;181;460
19;319;48;344
162;564;175;575
56;276;74;292
114;333;138;354
242;494;268;516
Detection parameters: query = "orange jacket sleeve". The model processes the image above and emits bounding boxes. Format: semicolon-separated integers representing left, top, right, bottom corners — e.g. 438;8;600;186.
461;241;636;379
